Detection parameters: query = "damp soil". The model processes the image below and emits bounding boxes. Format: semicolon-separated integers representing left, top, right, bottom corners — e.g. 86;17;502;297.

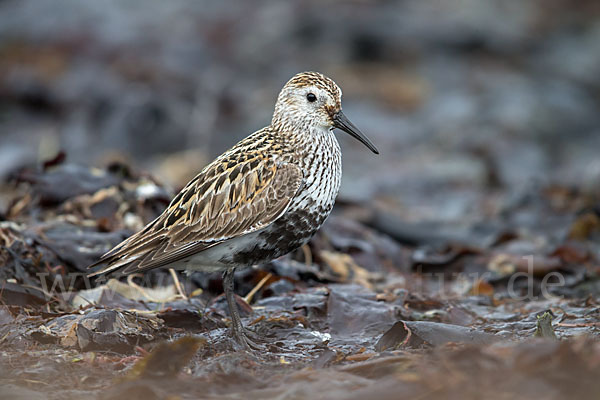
1;1;600;398
1;160;599;400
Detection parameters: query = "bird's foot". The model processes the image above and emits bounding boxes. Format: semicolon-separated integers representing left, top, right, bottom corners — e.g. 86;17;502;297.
231;325;264;351
222;267;265;352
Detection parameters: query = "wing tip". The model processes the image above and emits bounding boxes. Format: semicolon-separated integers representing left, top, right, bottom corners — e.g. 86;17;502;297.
86;255;139;278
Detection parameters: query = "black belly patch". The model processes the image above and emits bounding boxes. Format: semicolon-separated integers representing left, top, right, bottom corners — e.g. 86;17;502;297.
229;213;324;266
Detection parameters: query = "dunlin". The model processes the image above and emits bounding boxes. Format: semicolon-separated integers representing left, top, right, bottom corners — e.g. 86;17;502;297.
89;71;379;349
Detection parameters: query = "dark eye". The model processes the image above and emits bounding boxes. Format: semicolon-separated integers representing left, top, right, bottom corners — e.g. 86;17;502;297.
306;93;317;102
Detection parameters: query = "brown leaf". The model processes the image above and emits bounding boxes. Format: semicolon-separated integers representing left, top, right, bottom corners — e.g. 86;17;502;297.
320;250;373;289
468;278;494;296
568;212;600;241
125;337;206;380
376;320;497;351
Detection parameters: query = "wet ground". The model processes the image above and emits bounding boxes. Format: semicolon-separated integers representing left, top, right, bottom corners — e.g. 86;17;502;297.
1;1;600;399
1;159;599;399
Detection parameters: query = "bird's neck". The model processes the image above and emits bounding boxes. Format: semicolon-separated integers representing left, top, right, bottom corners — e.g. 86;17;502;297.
271;121;338;155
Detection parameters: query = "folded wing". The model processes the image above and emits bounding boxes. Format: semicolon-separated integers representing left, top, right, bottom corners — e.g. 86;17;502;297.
89;154;303;276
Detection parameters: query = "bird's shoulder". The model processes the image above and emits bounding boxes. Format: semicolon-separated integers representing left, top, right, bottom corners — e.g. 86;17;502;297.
162;128;304;238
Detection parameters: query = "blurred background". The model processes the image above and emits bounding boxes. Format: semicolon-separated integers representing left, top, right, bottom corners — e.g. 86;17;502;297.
1;0;599;220
1;3;600;397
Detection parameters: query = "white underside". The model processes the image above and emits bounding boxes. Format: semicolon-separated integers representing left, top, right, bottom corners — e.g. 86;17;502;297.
168;230;266;272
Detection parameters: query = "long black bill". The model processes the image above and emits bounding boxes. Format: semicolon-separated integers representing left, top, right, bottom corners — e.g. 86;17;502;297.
333;111;379;154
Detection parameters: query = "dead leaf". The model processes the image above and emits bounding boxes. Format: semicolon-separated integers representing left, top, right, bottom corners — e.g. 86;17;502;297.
568;212;600;241
320;250;373;289
125;337;206;380
376;320;497;351
469;278;494;296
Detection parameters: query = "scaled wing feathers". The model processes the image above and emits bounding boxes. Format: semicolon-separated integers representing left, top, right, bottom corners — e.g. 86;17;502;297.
89;154;303;276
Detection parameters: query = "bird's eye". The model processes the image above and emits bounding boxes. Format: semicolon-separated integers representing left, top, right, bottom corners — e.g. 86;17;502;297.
306;93;317;102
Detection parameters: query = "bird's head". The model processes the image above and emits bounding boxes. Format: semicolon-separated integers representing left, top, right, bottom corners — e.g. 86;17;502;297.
272;71;379;154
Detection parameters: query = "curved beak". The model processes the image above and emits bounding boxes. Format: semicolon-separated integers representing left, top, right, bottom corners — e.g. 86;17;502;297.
333;111;379;154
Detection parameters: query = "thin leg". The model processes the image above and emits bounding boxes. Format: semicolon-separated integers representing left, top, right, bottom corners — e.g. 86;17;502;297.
222;267;260;350
169;268;188;300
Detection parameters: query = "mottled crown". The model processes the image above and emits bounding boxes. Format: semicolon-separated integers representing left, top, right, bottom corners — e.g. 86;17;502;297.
284;71;342;107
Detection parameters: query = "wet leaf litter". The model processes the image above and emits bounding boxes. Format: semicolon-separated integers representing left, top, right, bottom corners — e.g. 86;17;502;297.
2;0;600;396
1;157;599;399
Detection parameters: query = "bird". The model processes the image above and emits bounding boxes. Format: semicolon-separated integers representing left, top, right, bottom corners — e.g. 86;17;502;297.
88;71;379;350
